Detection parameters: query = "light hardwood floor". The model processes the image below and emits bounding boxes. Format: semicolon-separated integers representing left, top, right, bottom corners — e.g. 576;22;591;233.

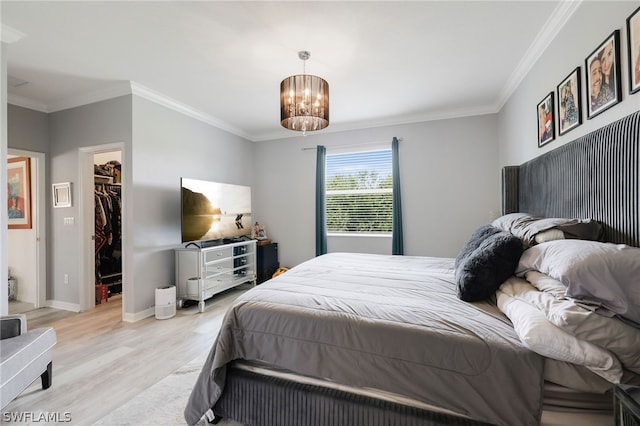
3;288;248;425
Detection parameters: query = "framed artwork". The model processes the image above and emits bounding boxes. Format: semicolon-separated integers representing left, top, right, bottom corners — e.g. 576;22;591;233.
7;157;32;229
53;182;72;208
627;6;640;94
557;67;582;136
585;30;621;119
537;92;555;147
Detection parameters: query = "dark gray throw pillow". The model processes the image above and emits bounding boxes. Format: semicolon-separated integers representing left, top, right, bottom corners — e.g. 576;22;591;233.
455;231;524;302
454;224;501;268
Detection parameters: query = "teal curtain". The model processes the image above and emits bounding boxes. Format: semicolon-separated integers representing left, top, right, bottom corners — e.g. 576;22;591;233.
392;137;404;255
316;145;327;256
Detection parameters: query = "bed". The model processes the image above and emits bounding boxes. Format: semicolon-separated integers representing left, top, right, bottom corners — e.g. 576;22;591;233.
185;110;640;426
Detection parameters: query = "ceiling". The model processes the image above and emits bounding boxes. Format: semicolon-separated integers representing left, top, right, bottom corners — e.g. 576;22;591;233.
1;1;577;142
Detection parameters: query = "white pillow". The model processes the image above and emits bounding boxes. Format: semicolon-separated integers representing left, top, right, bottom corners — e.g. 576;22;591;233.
496;277;623;384
524;271;640;375
516;240;640;325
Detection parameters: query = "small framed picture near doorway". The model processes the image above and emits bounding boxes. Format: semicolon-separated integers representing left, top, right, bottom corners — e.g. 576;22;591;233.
537;92;555;148
53;182;72;208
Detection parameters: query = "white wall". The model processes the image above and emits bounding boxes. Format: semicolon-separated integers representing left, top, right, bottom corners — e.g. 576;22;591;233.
253;114;500;268
498;1;640;167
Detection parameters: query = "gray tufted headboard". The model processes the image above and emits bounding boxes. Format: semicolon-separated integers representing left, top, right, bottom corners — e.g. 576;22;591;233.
503;110;639;247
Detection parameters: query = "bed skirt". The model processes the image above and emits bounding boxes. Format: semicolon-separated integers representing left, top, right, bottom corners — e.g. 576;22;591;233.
214;366;493;426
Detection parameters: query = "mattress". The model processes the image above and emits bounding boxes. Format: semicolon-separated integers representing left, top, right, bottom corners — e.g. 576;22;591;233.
185;253;546;426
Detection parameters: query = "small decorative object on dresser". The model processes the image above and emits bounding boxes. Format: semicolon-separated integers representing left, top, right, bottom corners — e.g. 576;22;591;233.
252;222;268;240
614;384;640;425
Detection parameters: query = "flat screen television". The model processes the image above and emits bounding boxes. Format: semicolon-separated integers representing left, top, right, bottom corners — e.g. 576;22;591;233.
181;178;252;244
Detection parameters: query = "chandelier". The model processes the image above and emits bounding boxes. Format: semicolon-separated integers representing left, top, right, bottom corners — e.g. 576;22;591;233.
280;51;329;135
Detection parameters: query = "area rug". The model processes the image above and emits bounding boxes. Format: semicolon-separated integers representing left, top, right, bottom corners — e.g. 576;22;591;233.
93;354;243;426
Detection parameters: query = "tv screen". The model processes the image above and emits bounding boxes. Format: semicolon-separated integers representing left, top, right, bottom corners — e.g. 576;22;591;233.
181;178;252;244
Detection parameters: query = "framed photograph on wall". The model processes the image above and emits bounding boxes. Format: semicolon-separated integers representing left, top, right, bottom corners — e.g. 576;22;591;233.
7;157;32;229
537;92;555;147
627;6;640;94
585;30;621;119
557;67;582;135
53;182;72;208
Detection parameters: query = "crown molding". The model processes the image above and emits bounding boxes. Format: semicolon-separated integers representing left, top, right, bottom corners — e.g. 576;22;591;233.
254;104;497;142
7;79;255;140
7;93;50;113
46;81;132;112
129;82;253;141
494;0;582;112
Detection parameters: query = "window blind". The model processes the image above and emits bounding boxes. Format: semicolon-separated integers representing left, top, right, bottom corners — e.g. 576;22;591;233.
325;149;392;234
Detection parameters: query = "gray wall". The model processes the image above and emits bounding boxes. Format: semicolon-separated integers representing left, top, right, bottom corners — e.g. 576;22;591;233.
498;1;640;167
8;105;50;153
253;114;500;268
6;96;255;318
48;96;133;306
130;96;254;314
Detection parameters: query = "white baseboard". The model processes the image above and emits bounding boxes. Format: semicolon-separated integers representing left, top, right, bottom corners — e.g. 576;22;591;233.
46;299;155;323
46;299;81;312
123;307;155;323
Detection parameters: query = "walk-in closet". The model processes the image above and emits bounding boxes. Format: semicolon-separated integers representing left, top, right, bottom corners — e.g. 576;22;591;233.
94;151;122;302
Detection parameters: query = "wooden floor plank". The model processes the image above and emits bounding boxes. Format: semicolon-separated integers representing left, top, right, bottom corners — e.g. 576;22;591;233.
2;289;246;424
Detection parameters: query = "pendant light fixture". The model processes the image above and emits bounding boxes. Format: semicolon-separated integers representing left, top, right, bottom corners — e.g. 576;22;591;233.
280;51;329;135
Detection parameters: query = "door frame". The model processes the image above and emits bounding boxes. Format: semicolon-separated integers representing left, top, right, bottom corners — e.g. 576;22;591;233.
78;143;126;319
7;149;46;309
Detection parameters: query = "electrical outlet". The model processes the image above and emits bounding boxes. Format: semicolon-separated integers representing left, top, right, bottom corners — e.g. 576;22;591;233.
64;274;69;284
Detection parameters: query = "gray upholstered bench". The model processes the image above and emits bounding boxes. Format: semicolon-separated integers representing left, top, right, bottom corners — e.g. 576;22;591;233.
0;314;57;410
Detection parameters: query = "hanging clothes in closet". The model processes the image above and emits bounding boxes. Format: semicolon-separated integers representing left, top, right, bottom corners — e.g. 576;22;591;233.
95;161;122;296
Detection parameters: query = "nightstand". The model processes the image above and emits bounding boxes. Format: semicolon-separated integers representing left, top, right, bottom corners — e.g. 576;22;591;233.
256;241;279;284
614;384;640;425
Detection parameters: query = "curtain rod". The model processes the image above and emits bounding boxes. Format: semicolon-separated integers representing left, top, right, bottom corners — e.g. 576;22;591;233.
301;137;403;151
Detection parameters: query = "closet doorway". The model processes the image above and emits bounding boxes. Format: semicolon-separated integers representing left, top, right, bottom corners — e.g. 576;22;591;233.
79;143;126;320
94;152;123;302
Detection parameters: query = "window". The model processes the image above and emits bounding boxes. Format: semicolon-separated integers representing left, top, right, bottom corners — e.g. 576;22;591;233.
325;149;392;234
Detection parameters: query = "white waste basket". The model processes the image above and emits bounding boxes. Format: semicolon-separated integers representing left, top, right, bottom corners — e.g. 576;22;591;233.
155;285;176;319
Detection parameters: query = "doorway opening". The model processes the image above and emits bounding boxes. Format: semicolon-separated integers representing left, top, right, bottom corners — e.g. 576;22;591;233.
79;143;126;321
7;149;46;315
93;151;123;305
